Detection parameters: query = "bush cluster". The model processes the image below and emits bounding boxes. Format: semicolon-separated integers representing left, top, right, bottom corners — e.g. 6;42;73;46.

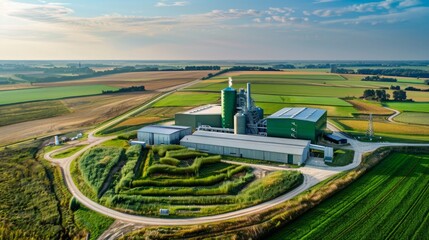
115;145;142;192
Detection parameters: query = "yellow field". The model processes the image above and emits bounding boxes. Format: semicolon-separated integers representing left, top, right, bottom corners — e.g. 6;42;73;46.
339;120;429;135
346;100;393;115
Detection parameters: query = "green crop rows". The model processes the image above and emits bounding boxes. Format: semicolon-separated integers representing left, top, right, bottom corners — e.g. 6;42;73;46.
269;153;429;240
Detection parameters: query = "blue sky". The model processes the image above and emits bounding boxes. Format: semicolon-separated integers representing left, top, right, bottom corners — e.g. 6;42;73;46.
0;0;428;60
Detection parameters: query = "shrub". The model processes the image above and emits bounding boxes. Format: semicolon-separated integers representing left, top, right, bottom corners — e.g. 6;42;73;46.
69;197;80;211
147;155;221;176
165;149;208;159
152;145;185;157
159;157;180;166
132;174;227;187
141;150;155;178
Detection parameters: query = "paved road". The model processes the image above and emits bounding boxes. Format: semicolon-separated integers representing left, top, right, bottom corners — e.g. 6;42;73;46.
384;106;401;122
45;84;429;227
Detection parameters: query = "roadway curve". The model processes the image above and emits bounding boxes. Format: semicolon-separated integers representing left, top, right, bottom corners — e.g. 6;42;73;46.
384;106;401;123
45;80;429;226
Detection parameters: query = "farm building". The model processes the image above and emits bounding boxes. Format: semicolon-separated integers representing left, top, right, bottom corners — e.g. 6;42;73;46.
137;125;191;145
180;131;311;165
266;107;327;143
175;105;222;129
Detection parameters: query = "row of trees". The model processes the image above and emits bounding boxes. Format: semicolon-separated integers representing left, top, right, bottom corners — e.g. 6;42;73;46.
363;89;407;101
332;67;429;78
102;85;145;94
362;75;397;82
202;66;280;80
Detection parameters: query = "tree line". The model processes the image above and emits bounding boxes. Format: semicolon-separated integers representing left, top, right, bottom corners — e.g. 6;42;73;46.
102;86;145;94
332;67;429;78
202;66;280;80
363;89;408;101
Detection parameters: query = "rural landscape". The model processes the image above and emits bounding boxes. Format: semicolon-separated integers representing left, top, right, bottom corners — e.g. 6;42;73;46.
1;0;429;239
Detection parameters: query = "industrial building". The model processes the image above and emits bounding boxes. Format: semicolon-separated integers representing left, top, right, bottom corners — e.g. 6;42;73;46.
266;107;327;142
137;125;191;145
181;131;311;165
175;79;326;143
175;105;222;129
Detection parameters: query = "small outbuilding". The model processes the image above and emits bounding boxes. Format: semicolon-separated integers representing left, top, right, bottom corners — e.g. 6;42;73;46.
137;125;191;145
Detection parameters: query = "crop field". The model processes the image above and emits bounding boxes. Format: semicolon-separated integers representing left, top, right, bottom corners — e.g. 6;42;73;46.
74;143;303;218
394;112;429;125
386;102;429;113
252;94;351;107
269;153;429;240
346;99;393;115
34;71;213;90
0;100;70;127
153;91;220;107
0;92;156;146
337;119;429;136
0;85;118;105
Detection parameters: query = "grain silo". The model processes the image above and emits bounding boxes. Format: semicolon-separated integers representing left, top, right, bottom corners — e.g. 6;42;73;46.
221;85;236;129
234;112;246;134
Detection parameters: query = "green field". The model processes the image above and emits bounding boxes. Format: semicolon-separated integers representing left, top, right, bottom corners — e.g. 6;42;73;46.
74;206;114;240
394;112;429;125
153;92;219;107
269;152;429;240
386;102;429;113
0;100;70;126
0;85;118;105
52;145;87;158
252;94;352;107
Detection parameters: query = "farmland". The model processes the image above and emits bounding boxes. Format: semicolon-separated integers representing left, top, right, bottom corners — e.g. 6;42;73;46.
0;100;70;127
268;153;429;240
337;119;429;136
153;92;220;107
395;112;429;125
0;85;118;105
72;142;303;217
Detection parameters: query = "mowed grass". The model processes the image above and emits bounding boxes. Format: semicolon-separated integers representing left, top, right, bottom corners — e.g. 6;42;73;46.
0;85;118;105
0;100;70;126
268;153;429;240
153;92;220;107
52;145;87;158
386;102;429;113
252;94;351;107
338;119;429;135
394;112;429;125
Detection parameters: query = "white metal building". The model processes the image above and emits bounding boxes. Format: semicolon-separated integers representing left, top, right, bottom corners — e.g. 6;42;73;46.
180;131;311;165
137;125;192;145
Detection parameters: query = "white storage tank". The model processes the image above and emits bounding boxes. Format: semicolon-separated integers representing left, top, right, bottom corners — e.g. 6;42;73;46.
234;112;246;134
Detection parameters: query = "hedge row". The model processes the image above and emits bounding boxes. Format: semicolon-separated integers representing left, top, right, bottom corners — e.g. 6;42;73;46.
141;150;155;178
152;145;185;157
147;155;221;176
159;157;180;166
115;145;142;193
165;149;208;160
132;173;227;187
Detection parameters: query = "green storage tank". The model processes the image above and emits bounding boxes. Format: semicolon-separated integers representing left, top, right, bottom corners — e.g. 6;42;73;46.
221;87;236;128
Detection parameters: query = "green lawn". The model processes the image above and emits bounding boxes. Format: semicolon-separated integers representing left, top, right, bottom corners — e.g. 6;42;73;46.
153;92;220;107
394;112;429;125
0;85;118;105
52;145;87;158
326;149;354;167
74;206;114;240
269;152;429;240
386;102;429;113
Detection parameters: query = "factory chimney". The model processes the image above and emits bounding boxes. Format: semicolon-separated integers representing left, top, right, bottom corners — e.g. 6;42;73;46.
247;83;252;111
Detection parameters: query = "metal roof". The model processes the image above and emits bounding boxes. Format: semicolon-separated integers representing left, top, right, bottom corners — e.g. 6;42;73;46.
193;131;310;147
181;131;309;155
181;104;222;115
138;125;191;135
181;136;306;155
267;107;326;122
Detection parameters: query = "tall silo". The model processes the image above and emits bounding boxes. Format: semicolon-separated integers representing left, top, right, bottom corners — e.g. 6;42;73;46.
221;86;236;128
234;112;246;134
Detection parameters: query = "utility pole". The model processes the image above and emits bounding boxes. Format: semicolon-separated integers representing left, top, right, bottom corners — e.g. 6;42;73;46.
367;113;374;141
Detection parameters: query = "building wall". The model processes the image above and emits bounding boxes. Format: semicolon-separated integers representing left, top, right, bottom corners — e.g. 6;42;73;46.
267;118;316;142
181;141;306;165
137;132;154;145
175;114;222;129
138;128;191;145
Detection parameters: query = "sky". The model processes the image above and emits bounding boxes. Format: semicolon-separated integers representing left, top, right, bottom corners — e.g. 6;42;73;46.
0;0;428;60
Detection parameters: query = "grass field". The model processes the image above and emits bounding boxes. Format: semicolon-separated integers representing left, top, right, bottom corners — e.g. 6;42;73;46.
0;100;70;126
153;92;220;107
0;85;118;105
253;94;351;107
74;206;114;240
268;152;429;240
326;149;354;166
52;145;87;158
394;112;429;125
386;102;429;113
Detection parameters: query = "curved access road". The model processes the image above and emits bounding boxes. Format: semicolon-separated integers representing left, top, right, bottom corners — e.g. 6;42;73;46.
384;106;401;123
45;80;429;226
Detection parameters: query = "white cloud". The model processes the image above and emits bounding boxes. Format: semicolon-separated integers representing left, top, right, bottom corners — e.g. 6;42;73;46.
155;1;188;7
313;0;338;3
398;0;420;7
